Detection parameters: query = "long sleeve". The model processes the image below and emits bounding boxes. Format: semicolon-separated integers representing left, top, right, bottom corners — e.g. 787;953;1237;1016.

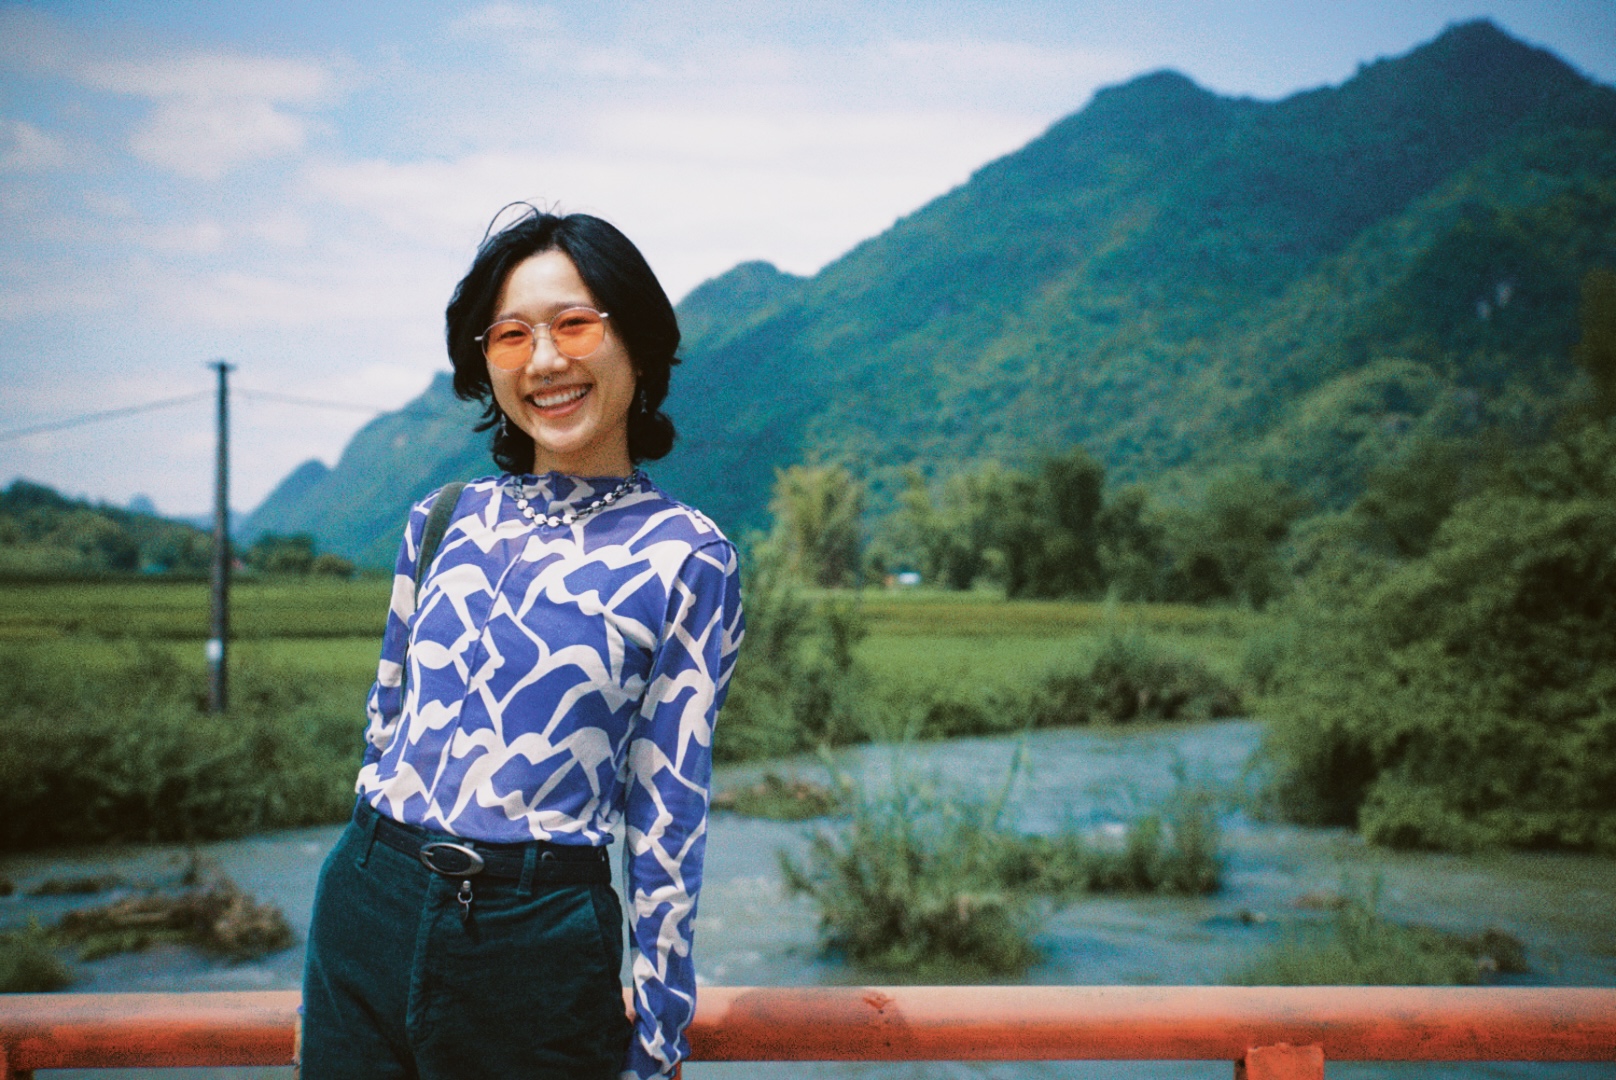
358;494;433;774
621;539;744;1080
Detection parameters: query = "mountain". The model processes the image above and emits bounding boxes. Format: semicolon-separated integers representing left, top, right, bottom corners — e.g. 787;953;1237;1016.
249;20;1616;563
244;458;328;541
244;374;487;566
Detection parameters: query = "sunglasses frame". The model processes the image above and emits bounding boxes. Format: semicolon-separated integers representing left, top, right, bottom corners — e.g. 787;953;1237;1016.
476;307;612;368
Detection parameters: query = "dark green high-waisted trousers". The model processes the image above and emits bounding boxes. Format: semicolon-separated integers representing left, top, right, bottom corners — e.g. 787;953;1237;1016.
300;802;632;1079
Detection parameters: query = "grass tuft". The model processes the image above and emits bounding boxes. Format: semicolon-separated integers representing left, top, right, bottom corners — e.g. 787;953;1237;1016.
1233;882;1529;985
54;874;295;963
712;773;846;820
28;874;124;896
781;753;1224;977
0;921;74;992
1031;631;1243;727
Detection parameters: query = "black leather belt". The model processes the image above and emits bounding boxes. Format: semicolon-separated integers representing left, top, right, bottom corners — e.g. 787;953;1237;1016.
358;802;611;886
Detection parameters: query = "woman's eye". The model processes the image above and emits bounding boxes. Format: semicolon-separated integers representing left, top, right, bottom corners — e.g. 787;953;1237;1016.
494;326;530;344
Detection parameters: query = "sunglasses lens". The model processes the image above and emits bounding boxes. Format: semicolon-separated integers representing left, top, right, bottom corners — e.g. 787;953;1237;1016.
483;321;534;370
551;309;605;359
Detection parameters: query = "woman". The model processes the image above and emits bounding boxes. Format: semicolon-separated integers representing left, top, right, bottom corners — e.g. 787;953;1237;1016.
302;208;744;1080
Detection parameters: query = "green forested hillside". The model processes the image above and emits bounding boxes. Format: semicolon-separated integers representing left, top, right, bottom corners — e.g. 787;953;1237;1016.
0;480;211;576
246;374;487;566
248;20;1616;561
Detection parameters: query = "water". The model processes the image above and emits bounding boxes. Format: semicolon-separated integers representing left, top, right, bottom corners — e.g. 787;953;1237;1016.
4;721;1614;1079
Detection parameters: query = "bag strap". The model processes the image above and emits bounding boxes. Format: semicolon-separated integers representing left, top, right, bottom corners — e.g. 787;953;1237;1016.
414;481;467;593
401;481;465;706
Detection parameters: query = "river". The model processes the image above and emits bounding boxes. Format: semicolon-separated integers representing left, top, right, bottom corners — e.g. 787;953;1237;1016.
3;720;1613;1079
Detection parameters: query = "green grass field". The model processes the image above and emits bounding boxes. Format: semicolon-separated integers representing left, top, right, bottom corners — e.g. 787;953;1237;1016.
0;577;393;641
0;577;1267;846
852;590;1260;694
0;578;1266;725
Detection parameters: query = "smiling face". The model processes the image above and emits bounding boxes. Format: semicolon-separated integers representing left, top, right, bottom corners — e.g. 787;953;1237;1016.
487;249;637;477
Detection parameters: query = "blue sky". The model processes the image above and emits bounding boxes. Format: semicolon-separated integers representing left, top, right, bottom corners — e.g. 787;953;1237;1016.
2;1;1614;517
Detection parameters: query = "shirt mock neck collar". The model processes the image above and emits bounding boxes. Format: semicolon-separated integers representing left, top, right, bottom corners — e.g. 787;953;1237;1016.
507;470;644;518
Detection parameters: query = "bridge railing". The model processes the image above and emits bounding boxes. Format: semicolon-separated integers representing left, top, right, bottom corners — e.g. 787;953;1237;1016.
1;986;1614;1078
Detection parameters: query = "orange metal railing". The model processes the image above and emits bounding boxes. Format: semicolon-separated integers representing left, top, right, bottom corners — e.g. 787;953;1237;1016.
1;986;1614;1078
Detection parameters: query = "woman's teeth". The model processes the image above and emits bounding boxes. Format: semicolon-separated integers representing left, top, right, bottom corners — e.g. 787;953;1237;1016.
532;385;589;408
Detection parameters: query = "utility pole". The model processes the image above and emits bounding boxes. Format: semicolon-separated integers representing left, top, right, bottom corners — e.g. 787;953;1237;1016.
208;359;233;714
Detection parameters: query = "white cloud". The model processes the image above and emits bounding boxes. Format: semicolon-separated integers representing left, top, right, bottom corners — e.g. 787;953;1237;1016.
300;103;1043;298
139;218;228;255
1;8;337;178
162;267;397;327
76;52;333;180
0;118;76;171
83;190;136;218
448;2;563;36
247;213;312;250
881;38;1137;85
80;51;329;103
126;97;308;180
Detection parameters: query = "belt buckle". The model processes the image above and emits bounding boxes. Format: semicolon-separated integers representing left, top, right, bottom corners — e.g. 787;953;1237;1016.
419;841;485;877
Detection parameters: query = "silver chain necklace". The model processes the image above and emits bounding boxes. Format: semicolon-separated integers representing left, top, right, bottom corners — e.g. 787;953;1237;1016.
508;473;638;528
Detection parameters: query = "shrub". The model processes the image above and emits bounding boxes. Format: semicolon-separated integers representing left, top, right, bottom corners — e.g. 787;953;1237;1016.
1259;422;1616;851
718;539;871;762
311;552;355;578
1029;631;1243;727
1085;632;1243;722
779;767;1044;977
0;642;358;848
1233;884;1528;986
0;921;73;992
872;678;1028;741
712;773;845;820
996;788;1223;898
781;755;1223;976
56;876;295;963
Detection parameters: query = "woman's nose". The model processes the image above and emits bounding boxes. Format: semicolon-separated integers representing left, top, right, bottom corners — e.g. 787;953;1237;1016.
525;329;569;375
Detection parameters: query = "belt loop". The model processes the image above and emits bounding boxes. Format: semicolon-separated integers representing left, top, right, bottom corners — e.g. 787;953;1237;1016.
355;801;381;869
519;844;538;896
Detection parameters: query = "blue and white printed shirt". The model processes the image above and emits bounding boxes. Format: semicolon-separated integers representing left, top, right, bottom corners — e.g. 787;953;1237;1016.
356;470;744;1080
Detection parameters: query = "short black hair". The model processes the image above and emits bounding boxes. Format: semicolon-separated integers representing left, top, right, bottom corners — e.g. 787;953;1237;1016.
445;206;680;472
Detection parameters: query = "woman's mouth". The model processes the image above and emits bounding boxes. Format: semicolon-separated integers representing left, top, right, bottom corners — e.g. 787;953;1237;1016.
530;385;590;411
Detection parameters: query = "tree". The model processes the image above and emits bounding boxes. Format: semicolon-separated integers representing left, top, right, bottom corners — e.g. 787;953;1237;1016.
1263;421;1616;852
312;553;356;578
716;536;867;760
1573;267;1616;419
769;465;863;588
1160;470;1304;608
48;511;139;572
1096;485;1169;600
246;533;317;574
886;462;1014;590
1000;448;1107;599
1036;449;1107;595
143;529;212;573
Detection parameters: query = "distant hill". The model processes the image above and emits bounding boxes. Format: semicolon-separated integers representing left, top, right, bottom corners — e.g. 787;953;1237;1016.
0;479;212;576
248;19;1616;563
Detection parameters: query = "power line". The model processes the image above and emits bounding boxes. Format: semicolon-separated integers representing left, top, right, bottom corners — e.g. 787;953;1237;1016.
0;381;747;446
235;387;387;414
0;391;212;443
0;386;399;446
